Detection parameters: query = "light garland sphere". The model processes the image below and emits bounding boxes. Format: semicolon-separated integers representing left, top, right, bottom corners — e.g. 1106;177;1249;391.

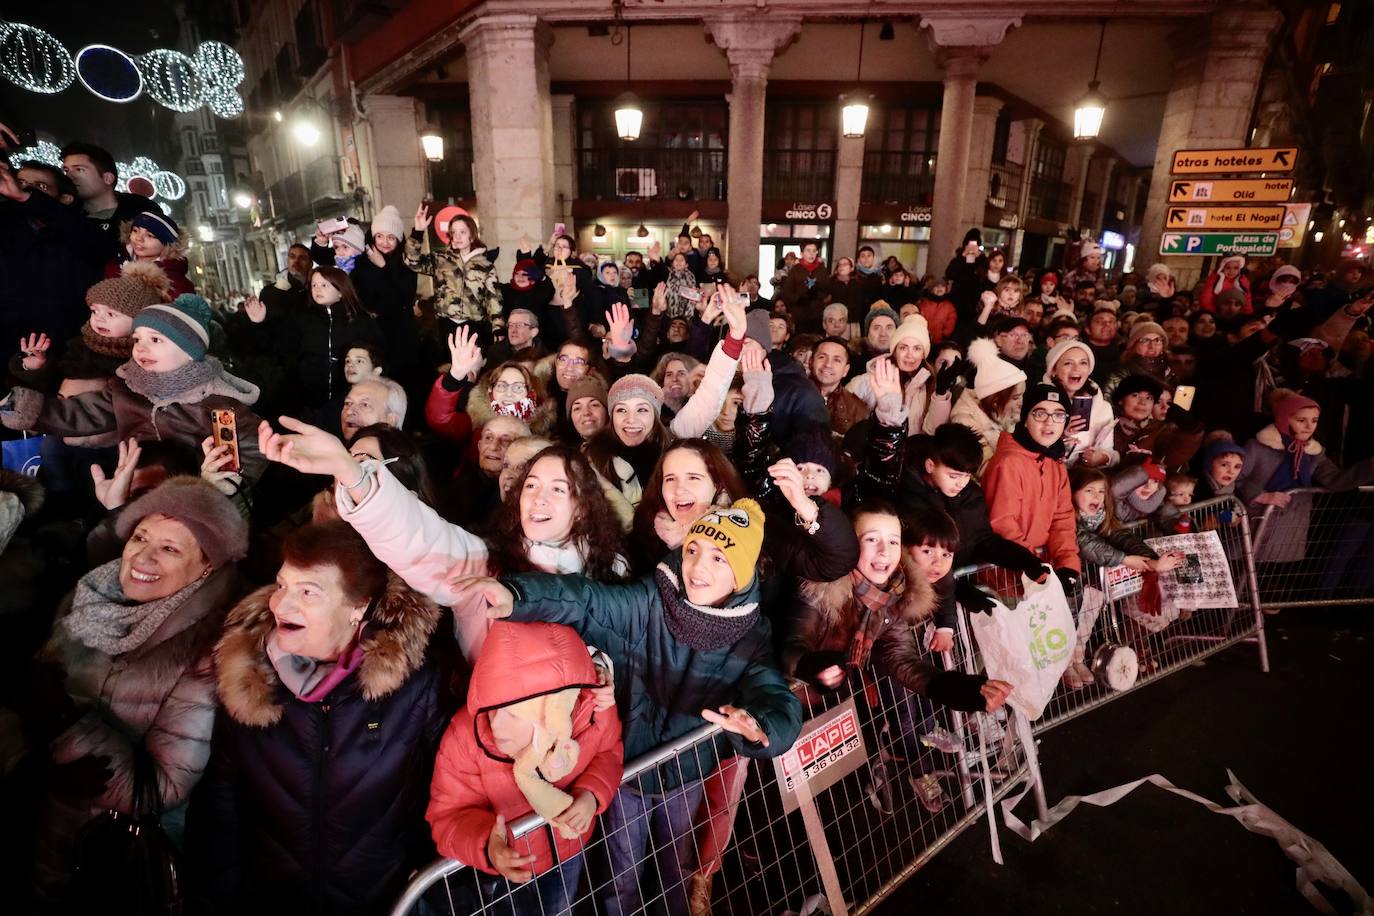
0;22;75;93
154;170;186;200
206;88;244;119
140;48;204;112
7;138;63;170
128;155;160;178
193;40;244;86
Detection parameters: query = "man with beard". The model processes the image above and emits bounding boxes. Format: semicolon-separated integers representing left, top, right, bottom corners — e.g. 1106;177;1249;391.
1085;308;1122;384
811;337;869;436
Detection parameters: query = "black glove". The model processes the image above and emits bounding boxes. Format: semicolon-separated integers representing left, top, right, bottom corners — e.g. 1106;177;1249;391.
954;579;997;614
793;651;849;690
49;754;113;800
1054;567;1081;595
934;358;965;396
1024;561;1054;583
1165;401;1202;433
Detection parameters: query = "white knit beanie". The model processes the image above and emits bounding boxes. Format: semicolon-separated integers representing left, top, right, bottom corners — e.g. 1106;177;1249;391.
967;337;1027;399
888;314;931;357
372;205;406;242
335;223;367;255
1043;338;1096;380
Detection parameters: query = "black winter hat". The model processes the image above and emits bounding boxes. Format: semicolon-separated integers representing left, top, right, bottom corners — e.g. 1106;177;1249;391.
961;228;983;247
782;425;837;475
1111;373;1165;404
1020;381;1069;424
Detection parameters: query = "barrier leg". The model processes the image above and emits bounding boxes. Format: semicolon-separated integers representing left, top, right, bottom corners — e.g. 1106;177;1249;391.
1238;508;1271;674
1012;711;1050;823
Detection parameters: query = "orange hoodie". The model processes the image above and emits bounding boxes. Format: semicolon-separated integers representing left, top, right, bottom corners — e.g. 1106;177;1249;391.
981;431;1081;573
427;621;624;875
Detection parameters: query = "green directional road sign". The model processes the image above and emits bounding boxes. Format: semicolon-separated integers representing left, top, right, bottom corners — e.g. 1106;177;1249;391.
1158;232;1279;257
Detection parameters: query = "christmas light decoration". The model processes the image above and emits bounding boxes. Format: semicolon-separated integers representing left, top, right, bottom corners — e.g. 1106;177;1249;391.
0;21;245;118
141;48;203;112
76;44;143;103
5;138;62;170
0;22;74;93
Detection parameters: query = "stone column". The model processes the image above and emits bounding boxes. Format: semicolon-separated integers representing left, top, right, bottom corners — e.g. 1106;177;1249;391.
832;132;866;262
705;16;803;279
461;14;556;275
551;94;577;233
361;94;427;212
1089;156;1118;235
920;14;1019;269
1137;4;1283;280
1065;145;1093;229
959;95;1005;235
1014;117;1044;228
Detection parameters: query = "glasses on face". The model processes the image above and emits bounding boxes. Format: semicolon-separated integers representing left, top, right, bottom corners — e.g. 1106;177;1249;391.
507;321;533;330
557;354;588;367
1003;331;1033;344
1029;408;1068;424
492;381;528;395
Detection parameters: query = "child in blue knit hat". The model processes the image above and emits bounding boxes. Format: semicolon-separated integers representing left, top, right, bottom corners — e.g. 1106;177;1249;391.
2;294;265;512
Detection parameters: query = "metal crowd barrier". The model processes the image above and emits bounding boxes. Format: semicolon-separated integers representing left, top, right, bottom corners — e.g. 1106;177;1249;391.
950;495;1269;735
390;637;1035;916
1250;486;1374;611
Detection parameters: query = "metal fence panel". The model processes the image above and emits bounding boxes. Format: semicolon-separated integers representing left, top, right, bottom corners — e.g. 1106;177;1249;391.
1251;486;1374;610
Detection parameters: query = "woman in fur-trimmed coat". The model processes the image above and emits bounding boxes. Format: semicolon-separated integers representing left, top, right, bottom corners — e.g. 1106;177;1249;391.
465;359;558;438
186;525;447;916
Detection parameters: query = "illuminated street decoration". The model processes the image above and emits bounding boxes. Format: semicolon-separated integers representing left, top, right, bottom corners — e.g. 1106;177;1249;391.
7;141;187;203
0;20;244;118
0;21;74;93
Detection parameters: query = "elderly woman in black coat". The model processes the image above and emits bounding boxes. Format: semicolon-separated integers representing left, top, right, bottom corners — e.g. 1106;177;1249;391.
186;521;446;916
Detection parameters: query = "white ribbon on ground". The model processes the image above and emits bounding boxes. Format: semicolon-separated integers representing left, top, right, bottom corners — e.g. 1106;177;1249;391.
998;769;1372;915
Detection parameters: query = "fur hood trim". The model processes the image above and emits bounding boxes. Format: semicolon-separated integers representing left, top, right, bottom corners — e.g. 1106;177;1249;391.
214;571;440;727
1255;423;1322;456
799;554;935;626
0;468;44;517
465;377;557;436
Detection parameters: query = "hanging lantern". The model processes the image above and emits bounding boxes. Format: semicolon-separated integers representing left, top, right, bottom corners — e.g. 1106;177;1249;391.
841;95;870;139
1073;83;1106;140
614;92;643;142
420;131;444;161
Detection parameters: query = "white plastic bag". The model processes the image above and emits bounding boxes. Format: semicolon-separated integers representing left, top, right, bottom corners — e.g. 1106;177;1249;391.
967;573;1075;721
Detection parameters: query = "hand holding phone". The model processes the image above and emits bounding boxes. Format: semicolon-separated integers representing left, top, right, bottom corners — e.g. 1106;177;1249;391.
317;216;349;236
209;409;241;473
1173;385;1196;411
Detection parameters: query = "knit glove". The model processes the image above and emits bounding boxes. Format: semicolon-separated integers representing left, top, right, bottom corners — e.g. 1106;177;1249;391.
955;579;997;614
874;391;907;429
1054;567;1081;597
934;358;966;397
741;368;774;415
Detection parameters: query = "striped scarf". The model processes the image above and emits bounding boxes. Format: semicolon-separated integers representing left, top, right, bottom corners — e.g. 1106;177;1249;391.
847;567;905;668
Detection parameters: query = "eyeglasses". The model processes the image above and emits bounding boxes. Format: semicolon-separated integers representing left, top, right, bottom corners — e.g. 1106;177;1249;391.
508;320;534;330
492;381;528;395
1029;408;1068;424
1002;331;1033;343
556;354;588;367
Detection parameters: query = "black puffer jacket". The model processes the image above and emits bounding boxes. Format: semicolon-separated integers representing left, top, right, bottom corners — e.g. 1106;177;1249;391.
228;303;382;413
187;574;446;916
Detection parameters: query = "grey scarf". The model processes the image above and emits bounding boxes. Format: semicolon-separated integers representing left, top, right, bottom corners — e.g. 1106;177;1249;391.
64;559;208;656
118;356;260;406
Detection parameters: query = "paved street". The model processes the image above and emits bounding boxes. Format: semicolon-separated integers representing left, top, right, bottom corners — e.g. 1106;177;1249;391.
887;611;1373;915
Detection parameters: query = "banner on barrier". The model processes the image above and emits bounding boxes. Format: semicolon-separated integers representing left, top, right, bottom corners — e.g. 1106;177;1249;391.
773;697;868;814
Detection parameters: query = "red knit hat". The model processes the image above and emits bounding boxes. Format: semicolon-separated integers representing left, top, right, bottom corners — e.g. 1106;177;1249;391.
1273;393;1320;439
1141;460;1167;483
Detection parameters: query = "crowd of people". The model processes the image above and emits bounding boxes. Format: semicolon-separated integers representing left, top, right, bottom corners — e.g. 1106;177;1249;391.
2;137;1373;916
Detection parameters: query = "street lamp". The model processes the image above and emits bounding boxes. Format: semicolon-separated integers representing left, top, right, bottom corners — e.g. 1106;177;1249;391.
232;190;253;209
292;118;321;147
841;23;871;139
613;20;642;141
420;128;444;162
1073;20;1108;141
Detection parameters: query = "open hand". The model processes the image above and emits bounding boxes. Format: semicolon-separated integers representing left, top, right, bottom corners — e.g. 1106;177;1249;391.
487;816;536;883
768;458;816;523
0;163;28;202
19;332;50;370
366;244;386;268
701;705;768;747
719;284;747;340
867;356;902;401
651;280;668;315
243;294;266;324
605;301;634;351
90;437;142;510
446;325;483;382
258;417;357;482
